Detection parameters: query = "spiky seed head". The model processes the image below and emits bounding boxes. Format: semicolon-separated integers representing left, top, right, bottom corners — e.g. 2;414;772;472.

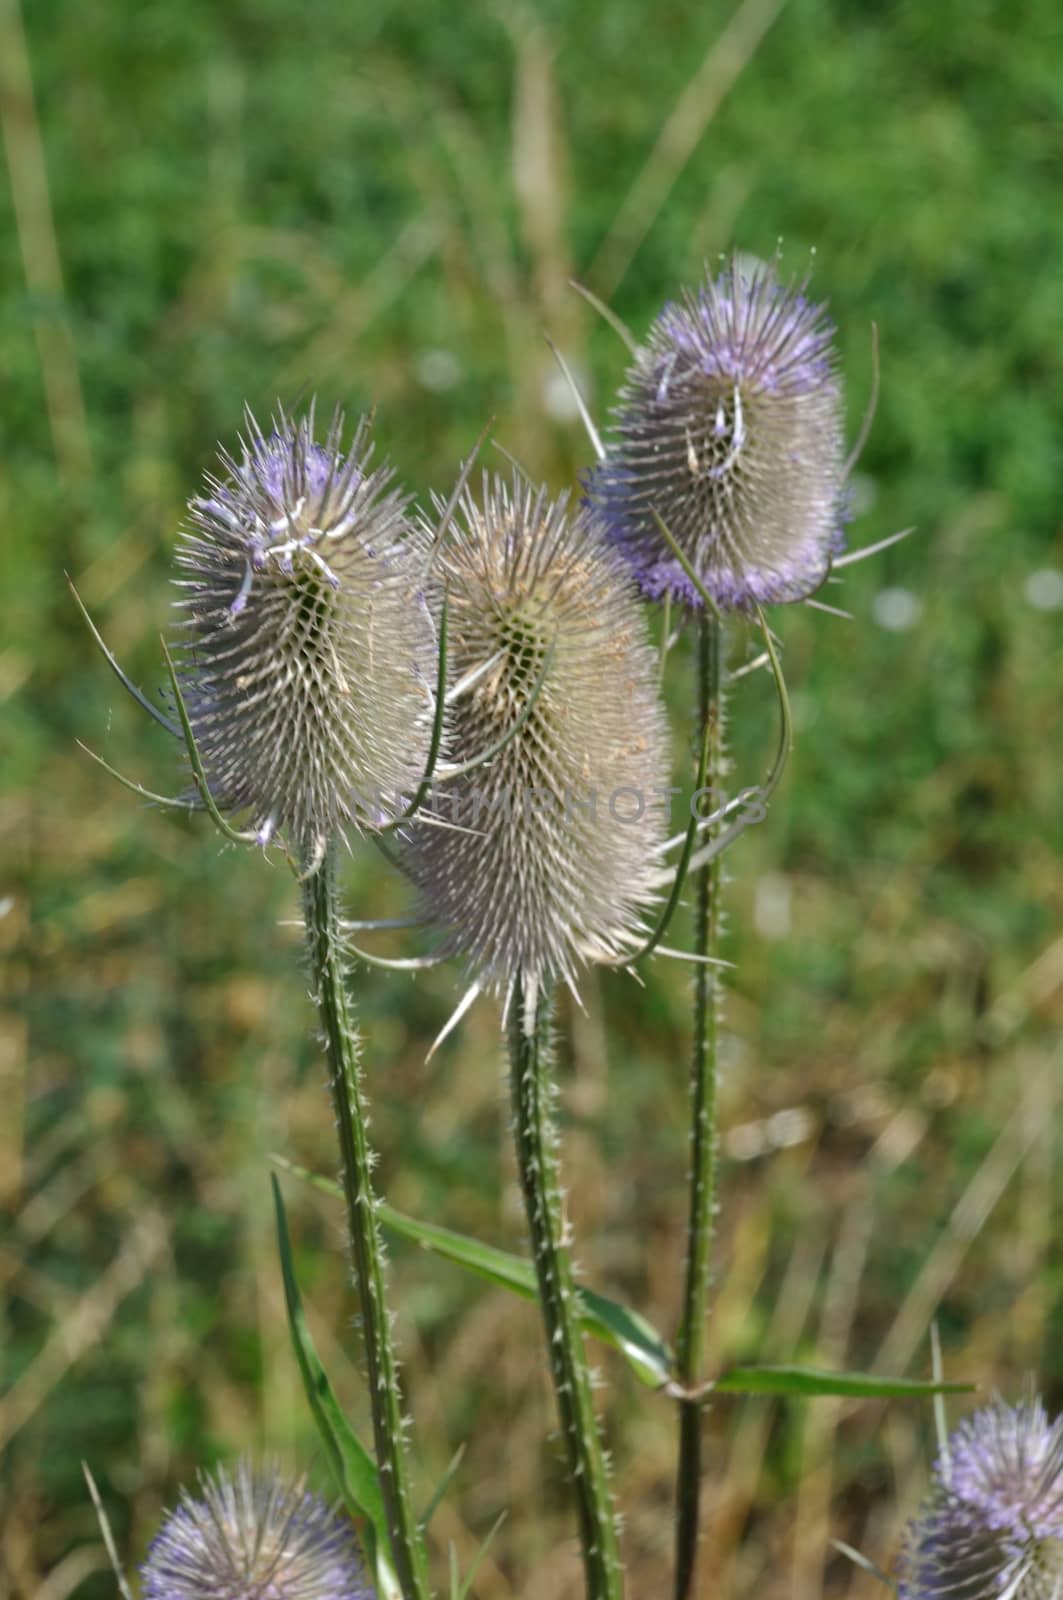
404;475;668;1007
140;1461;373;1600
898;1398;1063;1600
173;406;437;868
588;254;847;611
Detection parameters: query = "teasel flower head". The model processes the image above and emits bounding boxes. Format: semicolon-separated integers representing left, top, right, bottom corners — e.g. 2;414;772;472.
173;406;437;871
588;253;847;611
897;1397;1063;1600
140;1460;373;1600
404;474;668;1020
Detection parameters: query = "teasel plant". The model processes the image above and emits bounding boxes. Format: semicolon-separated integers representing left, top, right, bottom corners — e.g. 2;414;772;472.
575;249;914;1599
69;403;500;1600
394;473;675;1600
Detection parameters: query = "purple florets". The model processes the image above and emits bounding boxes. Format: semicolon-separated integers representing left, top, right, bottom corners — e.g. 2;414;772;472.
140;1461;374;1600
251;437;336;507
588;254;848;611
898;1399;1063;1600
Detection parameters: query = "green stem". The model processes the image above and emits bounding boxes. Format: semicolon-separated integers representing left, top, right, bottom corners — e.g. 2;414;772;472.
674;616;725;1600
302;853;431;1600
508;982;623;1600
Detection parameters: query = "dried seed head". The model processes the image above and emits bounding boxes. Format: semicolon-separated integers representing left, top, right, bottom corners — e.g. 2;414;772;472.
589;255;847;611
140;1461;373;1600
404;475;668;1005
173;407;437;867
898;1398;1063;1600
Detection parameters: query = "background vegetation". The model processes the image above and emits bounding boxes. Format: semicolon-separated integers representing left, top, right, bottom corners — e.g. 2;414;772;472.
2;0;1061;1595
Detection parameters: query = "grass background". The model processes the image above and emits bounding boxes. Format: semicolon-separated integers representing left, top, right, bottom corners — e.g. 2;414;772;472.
2;0;1061;1595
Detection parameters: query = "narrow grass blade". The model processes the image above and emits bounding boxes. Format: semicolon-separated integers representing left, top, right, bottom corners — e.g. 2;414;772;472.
544;333;604;460
567;279;638;354
82;1465;135;1600
271;1176;401;1600
453;1511;506;1600
420;1443;466;1535
931;1320;952;1481
832;1538;898;1592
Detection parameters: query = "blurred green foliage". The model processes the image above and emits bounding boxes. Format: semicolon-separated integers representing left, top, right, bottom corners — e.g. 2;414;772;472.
1;0;1061;1596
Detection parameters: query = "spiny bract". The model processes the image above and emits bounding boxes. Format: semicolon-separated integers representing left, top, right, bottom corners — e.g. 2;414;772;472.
140;1460;374;1600
589;254;847;611
404;474;668;1012
173;406;437;869
898;1398;1063;1600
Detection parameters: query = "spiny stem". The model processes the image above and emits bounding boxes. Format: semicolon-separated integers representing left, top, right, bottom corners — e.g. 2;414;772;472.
508;982;624;1600
674;616;725;1600
302;853;431;1600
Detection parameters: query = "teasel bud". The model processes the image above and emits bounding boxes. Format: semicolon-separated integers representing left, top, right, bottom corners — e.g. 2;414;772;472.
173;406;437;871
897;1397;1063;1600
588;254;847;611
404;474;668;1019
140;1461;374;1600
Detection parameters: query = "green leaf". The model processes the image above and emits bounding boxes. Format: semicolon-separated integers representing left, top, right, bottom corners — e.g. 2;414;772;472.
272;1156;674;1389
271;1176;402;1600
575;1283;674;1390
272;1160;976;1405
712;1364;975;1399
380;1196;673;1388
